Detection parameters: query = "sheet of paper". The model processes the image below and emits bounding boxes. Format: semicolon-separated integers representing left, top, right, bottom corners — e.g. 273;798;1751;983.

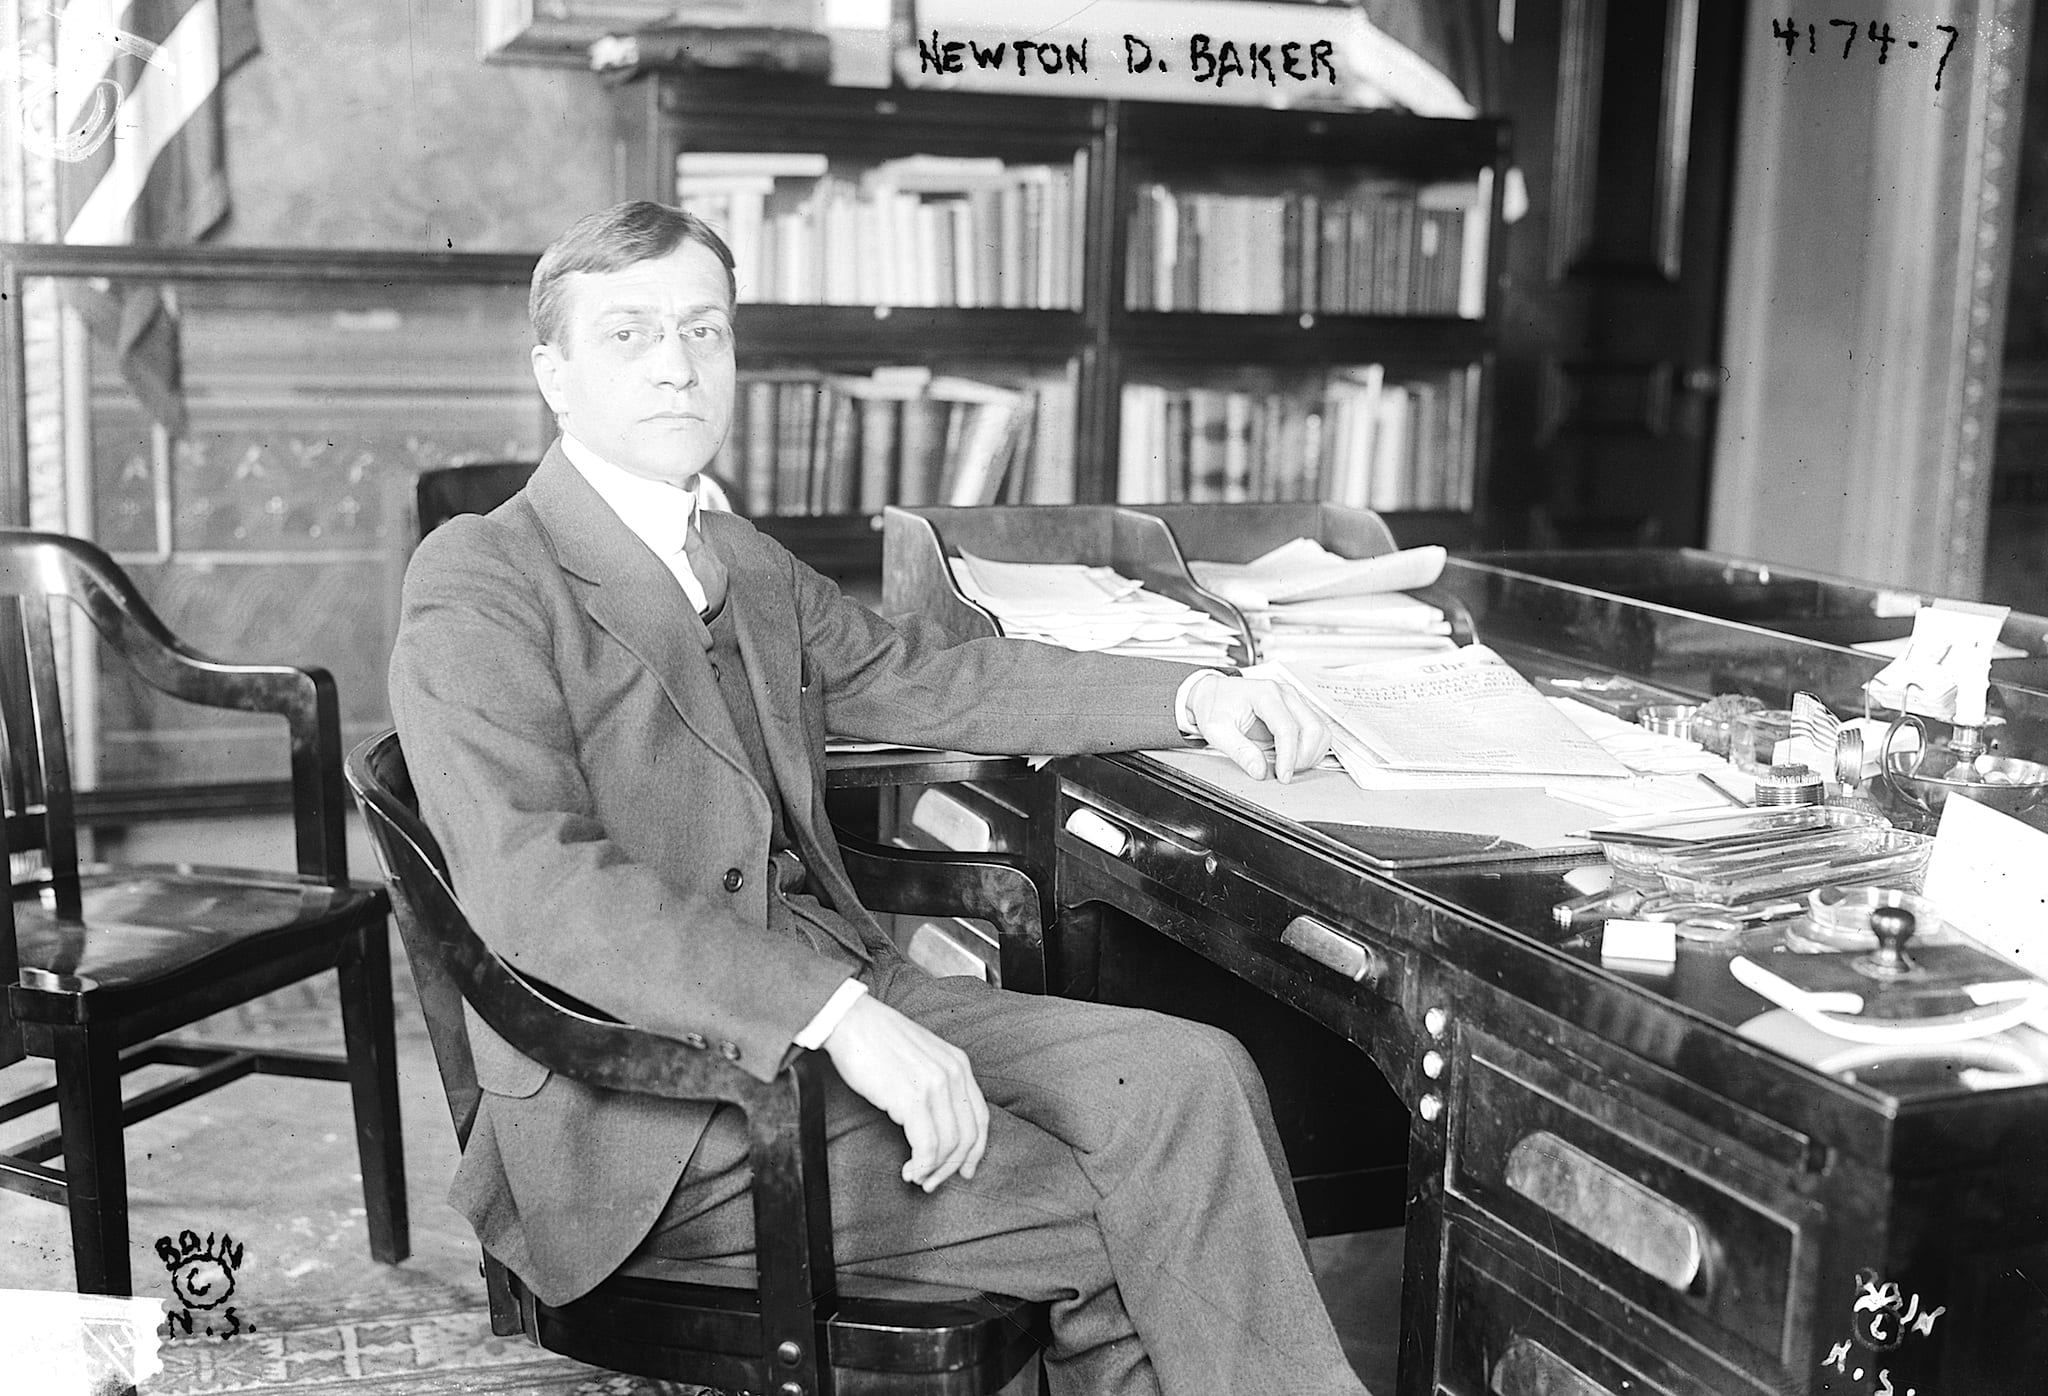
1924;794;2048;987
1190;540;1446;605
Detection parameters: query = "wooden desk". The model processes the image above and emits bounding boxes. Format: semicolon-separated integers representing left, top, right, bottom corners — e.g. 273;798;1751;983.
1052;750;2048;1395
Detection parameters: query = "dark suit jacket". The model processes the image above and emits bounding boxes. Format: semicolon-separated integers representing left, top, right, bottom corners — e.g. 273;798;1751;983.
388;443;1200;1303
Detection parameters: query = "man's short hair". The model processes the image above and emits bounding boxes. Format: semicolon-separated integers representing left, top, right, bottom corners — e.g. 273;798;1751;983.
529;201;738;347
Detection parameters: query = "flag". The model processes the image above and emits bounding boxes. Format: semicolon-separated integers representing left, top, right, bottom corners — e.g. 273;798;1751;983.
53;0;261;434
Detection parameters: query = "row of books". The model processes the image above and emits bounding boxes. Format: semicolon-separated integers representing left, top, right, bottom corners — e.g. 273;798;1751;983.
706;366;1076;516
677;151;1087;309
1124;176;1490;318
1116;366;1482;512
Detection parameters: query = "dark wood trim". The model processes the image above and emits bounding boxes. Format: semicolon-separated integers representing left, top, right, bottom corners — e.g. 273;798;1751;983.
0;242;537;284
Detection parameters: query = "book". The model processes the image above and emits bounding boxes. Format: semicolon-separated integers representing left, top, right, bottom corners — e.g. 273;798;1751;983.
1185;387;1230;502
895;395;947;507
930;376;1029;506
677;150;830;179
741;374;780;516
815;384;860;515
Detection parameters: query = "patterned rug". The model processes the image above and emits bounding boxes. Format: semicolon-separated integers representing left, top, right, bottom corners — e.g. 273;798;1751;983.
145;1283;713;1396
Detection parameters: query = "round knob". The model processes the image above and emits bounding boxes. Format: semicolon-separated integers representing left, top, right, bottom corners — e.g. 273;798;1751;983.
1417;1093;1443;1123
1422;1050;1445;1080
777;1340;803;1365
1861;906;1918;978
1424;1007;1449;1037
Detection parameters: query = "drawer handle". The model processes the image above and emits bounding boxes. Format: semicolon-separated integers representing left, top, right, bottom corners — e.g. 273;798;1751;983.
1063;808;1130;857
1281;915;1384;985
1492;1337;1616;1396
1505;1130;1707;1293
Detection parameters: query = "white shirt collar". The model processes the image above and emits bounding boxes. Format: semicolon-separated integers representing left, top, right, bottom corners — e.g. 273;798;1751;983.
559;431;699;558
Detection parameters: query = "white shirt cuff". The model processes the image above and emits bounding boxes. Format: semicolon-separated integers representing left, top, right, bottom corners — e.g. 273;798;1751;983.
792;978;869;1049
1175;669;1226;737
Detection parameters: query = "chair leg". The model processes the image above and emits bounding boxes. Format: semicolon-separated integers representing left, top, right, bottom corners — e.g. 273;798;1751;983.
51;1029;132;1295
338;917;410;1264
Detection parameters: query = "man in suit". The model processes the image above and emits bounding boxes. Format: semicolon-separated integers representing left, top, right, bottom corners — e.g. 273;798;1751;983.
390;200;1369;1395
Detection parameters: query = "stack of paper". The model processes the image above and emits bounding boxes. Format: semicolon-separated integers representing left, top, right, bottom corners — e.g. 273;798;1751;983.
1189;539;1456;666
949;552;1240;664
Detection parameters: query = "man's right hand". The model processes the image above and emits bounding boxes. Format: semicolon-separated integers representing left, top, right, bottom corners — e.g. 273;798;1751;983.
820;995;988;1192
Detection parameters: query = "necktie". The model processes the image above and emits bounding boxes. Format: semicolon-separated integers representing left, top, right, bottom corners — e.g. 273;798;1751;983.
683;513;729;618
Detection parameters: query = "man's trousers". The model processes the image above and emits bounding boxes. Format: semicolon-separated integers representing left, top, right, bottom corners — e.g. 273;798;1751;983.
638;960;1371;1396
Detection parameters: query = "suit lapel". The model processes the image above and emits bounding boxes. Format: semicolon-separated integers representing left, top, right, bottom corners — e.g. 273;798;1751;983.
524;446;752;781
712;512;819;828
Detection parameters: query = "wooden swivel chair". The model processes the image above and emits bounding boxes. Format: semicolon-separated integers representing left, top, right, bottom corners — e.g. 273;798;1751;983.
414;460;740;539
0;529;407;1294
346;730;1050;1396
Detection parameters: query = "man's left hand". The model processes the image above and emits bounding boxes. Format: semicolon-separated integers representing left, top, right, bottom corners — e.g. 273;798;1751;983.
1185;673;1331;783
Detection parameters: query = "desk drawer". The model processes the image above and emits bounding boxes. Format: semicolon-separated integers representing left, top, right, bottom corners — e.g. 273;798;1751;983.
1441;1219;1768;1396
1450;1029;1806;1368
1056;785;1413;1019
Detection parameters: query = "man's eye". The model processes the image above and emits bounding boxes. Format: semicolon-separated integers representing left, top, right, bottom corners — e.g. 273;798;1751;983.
611;327;645;344
685;322;729;343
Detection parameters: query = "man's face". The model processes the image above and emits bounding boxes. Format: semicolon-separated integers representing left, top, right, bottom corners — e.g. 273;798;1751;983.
531;240;736;488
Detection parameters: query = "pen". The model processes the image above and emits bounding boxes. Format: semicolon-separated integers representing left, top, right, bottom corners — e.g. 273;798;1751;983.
1552;886;1646;930
1695;772;1750;808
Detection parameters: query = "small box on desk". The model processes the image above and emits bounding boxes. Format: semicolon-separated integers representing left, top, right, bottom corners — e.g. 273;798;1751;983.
881;500;1474;651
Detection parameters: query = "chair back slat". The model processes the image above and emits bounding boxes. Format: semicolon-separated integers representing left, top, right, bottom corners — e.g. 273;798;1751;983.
0;805;22;1068
0;603;36;825
0;582;83;919
21;603;81;916
346;732;484;1143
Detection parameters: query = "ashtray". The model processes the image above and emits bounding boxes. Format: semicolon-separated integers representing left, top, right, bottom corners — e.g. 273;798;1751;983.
1882;748;2048;816
1638;702;1700;738
1789;886;1959;953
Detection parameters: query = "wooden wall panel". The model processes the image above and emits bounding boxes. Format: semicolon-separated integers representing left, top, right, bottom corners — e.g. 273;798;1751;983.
219;0;615;252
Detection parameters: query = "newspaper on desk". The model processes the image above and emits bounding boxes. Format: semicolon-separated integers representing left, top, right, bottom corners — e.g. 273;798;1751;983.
1264;645;1632;780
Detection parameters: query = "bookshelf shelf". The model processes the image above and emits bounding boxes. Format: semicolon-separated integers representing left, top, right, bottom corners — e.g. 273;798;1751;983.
613;73;1509;556
1108;313;1492;366
738;305;1086;359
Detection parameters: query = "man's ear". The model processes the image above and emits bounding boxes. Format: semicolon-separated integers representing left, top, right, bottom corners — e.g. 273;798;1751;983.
531;342;566;415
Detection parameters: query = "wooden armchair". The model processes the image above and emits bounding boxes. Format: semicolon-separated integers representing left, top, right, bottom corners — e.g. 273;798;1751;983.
0;528;407;1294
345;730;1050;1396
414;460;739;539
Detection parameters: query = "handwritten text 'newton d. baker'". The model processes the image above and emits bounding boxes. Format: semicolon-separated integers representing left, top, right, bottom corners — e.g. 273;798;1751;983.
917;34;1338;89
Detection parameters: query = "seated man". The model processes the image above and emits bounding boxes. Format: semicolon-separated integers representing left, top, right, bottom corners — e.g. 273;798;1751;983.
390;199;1369;1396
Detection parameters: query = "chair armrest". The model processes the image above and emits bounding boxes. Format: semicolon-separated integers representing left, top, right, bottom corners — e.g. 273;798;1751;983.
830;825;1048;994
21;532;349;882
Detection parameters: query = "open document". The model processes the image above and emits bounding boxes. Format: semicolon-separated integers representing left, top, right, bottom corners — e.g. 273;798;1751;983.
1266;646;1633;781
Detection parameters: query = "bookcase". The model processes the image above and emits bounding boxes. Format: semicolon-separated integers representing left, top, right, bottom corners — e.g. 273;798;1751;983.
610;72;1509;573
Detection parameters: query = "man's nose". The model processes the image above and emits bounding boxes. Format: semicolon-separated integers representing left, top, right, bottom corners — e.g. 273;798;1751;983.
646;332;698;388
